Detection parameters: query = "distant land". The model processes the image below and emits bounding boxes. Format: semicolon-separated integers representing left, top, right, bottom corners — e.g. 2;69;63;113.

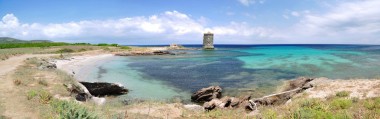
0;37;52;44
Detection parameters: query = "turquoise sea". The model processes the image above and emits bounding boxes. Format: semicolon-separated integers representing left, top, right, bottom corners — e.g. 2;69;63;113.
83;45;380;101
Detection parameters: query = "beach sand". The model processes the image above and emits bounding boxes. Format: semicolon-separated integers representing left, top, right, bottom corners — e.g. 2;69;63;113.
55;54;114;81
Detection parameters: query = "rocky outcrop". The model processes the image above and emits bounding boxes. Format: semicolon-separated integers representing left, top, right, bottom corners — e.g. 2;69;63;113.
191;86;222;102
203;96;257;111
253;77;314;105
283;77;314;91
192;77;315;112
79;82;128;96
33;58;57;69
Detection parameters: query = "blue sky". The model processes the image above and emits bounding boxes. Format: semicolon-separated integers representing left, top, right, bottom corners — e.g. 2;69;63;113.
1;0;380;44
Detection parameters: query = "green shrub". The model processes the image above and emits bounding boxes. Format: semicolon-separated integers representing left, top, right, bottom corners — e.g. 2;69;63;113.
291;108;333;119
96;43;108;46
38;79;48;86
26;90;38;100
38;90;52;104
364;98;380;110
331;98;352;109
50;100;98;119
120;46;131;50
333;111;352;119
102;47;110;51
56;48;74;53
300;99;325;109
110;44;118;47
336;91;350;97
0;42;69;49
262;109;277;119
78;48;87;52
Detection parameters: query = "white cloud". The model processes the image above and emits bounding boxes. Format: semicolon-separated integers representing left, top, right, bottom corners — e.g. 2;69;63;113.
288;0;380;44
0;11;276;44
237;0;265;6
291;11;300;17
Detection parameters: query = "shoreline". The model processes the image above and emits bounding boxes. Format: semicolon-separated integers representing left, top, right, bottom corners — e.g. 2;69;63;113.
55;53;114;81
54;52;380;100
2;52;380;118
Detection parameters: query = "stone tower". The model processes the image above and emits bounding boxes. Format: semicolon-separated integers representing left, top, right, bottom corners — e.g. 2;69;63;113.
203;32;214;49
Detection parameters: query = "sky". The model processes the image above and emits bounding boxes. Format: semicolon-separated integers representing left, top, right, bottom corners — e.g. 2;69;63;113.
1;0;380;45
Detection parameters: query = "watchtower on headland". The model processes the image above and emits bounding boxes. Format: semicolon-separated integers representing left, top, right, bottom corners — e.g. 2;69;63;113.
203;32;214;49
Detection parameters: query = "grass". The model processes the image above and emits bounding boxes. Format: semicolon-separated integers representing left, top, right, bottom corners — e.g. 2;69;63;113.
0;42;70;49
8;56;131;118
336;91;351;97
38;79;48;86
331;98;352;109
26;90;38;100
0;45;133;61
50;99;98;119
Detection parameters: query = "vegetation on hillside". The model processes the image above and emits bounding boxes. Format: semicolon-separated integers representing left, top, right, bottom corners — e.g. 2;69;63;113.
0;37;52;44
0;37;131;60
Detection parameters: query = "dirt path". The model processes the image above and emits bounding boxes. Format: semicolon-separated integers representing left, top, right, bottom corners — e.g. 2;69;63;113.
0;54;55;119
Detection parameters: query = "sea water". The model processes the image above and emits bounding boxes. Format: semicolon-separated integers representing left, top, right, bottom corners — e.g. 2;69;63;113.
84;45;380;101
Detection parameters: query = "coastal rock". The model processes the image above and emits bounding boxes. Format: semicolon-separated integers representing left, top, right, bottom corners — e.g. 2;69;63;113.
191;86;222;102
75;93;89;101
115;50;178;56
79;82;128;96
202;95;257;111
254;77;314;105
284;77;314;91
36;58;57;69
152;50;173;55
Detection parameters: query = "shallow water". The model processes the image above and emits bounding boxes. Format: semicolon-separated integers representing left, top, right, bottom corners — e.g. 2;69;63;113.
84;45;380;101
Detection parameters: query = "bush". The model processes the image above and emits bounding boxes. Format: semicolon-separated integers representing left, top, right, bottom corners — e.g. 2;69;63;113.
78;48;87;52
0;42;69;49
291;108;333;119
364;98;380;110
56;48;74;53
331;98;352;109
120;46;131;50
13;79;22;86
26;90;38;100
262;109;277;119
96;43;108;46
38;90;52;104
50;100;98;119
336;91;350;97
38;79;48;86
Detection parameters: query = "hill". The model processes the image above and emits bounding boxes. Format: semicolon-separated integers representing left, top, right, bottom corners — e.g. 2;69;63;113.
0;37;52;43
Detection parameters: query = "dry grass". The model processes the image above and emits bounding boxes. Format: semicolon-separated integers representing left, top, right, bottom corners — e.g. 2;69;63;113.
0;45;131;61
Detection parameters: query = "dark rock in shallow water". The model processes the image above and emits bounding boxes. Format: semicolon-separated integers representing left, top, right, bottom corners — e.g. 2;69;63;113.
79;82;128;96
191;86;222;102
75;93;89;101
115;50;182;56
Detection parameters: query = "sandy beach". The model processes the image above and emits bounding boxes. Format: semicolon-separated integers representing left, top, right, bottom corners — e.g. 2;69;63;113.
55;54;114;81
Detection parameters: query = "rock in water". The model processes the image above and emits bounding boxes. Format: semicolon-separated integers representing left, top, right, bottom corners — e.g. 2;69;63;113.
191;86;222;102
79;82;128;96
